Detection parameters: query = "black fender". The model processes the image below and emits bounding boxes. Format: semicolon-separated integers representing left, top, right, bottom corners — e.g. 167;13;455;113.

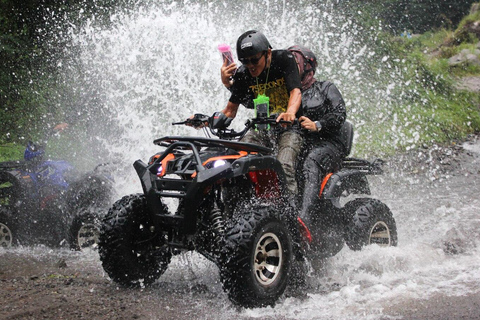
0;169;29;195
321;169;371;200
134;153;287;235
134;158;237;234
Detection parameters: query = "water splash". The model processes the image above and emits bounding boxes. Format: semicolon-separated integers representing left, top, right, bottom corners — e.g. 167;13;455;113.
56;0;414;194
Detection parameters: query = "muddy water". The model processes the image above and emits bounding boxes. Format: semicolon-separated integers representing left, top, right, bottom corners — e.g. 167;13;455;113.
1;136;479;320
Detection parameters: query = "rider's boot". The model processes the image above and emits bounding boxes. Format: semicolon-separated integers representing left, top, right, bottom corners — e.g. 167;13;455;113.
298;164;325;252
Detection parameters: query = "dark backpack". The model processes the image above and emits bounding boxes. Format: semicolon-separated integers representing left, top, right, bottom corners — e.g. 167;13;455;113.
288;45;318;81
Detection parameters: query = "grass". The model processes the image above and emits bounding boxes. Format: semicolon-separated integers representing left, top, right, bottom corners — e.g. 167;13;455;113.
351;24;480;158
0;143;25;162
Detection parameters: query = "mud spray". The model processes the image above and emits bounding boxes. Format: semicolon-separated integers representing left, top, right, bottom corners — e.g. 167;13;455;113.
41;1;480;318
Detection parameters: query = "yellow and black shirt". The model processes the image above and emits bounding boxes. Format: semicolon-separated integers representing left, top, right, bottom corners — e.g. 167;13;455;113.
229;50;301;114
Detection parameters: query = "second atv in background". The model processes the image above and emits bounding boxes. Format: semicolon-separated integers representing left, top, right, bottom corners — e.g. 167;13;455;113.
0;139;114;250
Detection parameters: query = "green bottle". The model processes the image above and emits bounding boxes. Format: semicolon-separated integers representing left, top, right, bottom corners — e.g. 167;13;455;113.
253;94;270;130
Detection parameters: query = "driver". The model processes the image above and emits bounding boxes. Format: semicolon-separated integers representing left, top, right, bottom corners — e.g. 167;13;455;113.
213;30;303;196
221;44;347;244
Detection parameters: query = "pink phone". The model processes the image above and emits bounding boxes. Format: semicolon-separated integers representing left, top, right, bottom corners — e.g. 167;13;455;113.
218;44;234;66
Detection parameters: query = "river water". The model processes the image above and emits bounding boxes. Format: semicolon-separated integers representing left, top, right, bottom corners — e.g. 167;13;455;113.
2;137;479;319
3;1;480;319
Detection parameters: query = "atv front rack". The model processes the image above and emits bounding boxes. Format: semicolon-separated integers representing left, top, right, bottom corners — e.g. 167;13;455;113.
341;158;384;174
154;136;273;154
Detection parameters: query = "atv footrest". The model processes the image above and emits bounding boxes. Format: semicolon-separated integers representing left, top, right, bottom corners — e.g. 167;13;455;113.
342;158;383;174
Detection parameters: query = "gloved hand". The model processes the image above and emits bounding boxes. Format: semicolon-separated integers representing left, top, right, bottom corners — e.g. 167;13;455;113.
209;112;233;129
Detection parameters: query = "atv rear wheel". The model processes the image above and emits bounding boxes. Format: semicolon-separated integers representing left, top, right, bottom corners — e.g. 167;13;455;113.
344;198;398;251
99;194;171;287
0;172;22;209
220;203;293;308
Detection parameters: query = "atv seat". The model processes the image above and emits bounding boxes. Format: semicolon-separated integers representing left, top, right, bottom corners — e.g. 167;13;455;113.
339;120;354;156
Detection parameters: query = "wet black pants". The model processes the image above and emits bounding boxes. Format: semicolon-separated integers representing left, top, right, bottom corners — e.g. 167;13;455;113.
299;141;343;227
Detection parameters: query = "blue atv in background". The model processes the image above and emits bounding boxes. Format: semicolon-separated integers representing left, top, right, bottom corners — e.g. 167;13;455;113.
0;141;113;249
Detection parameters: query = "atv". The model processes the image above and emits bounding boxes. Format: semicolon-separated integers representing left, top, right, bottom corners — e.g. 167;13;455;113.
98;114;397;308
0;141;113;250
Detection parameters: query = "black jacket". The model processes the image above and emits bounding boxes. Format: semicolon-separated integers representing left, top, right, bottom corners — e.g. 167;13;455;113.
301;80;347;152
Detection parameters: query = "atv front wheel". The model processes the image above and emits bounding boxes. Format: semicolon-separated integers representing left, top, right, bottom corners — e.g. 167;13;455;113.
0;208;16;248
0;220;13;248
99;194;172;287
220;203;293;308
69;209;101;250
344;198;398;251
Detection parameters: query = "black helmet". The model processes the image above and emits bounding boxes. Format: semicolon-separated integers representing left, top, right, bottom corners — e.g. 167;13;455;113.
236;30;272;60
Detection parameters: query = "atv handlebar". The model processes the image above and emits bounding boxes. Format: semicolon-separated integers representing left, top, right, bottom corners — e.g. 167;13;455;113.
172;113;210;127
173;113;296;141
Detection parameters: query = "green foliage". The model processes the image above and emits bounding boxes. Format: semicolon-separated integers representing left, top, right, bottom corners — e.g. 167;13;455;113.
457;6;480;30
0;0;126;145
340;0;477;34
350;23;480;157
0;143;24;161
355;88;480;157
441;6;480;46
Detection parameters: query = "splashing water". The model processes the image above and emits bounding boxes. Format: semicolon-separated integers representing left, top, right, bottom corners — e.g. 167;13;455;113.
57;0;414;194
36;1;480;318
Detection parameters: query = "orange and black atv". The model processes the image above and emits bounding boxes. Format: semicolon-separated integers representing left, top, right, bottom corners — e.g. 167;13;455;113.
98;113;397;308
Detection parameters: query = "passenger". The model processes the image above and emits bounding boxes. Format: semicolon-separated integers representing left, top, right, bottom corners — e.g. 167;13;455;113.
292;46;347;231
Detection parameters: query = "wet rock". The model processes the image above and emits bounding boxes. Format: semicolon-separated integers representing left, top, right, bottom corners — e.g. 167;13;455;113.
56;259;67;269
441;227;476;255
467;20;480;39
471;3;479;15
455;75;480;92
448;48;480;66
443;241;462;255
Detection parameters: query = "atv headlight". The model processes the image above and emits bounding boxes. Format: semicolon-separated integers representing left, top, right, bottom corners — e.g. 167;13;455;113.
157;165;163;176
213;159;227;168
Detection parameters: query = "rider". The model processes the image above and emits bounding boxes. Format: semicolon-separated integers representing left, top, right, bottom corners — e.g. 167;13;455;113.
222;44;347;241
215;30;303;196
292;46;347;241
